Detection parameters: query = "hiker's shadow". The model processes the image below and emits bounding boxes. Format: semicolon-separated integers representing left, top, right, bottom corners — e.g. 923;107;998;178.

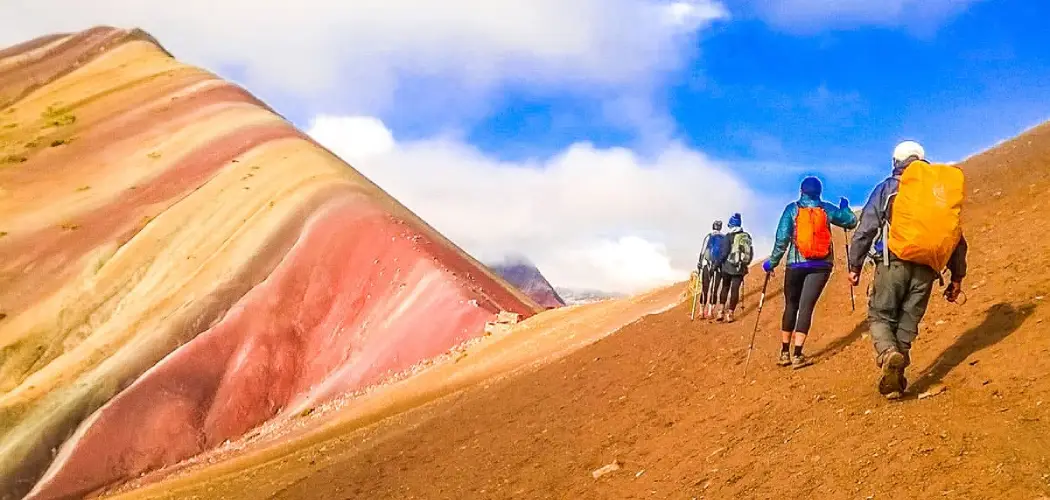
909;302;1036;395
810;319;868;360
733;282;784;322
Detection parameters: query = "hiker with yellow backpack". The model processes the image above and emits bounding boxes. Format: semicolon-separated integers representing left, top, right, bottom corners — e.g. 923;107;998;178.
848;141;968;400
761;177;858;369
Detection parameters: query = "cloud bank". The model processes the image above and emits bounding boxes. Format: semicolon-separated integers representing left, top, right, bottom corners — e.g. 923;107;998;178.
0;0;727;117
309;116;766;294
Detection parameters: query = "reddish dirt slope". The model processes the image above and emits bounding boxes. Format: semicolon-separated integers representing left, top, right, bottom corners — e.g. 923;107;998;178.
113;124;1050;499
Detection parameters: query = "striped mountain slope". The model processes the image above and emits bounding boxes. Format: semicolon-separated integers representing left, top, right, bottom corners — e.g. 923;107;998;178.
0;26;541;500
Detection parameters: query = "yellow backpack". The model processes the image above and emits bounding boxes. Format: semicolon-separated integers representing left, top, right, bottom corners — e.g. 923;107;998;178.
887;161;965;271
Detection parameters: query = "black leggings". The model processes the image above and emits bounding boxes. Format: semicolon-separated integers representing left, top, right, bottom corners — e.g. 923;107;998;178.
718;274;744;310
782;267;831;334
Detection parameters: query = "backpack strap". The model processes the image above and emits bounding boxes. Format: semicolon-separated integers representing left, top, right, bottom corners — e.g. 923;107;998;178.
878;176;901;267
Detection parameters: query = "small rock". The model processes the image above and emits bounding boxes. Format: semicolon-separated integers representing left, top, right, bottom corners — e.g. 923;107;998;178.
635;470;645;478
864;409;872;415
1036;296;1045;301
919;385;948;400
935;320;946;326
592;461;622;479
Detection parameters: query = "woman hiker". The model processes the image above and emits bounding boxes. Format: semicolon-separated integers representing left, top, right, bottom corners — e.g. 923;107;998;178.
762;176;858;369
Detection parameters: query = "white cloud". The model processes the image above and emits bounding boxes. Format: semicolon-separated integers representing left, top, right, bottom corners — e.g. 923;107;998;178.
0;0;727;117
753;0;983;31
308;115;766;294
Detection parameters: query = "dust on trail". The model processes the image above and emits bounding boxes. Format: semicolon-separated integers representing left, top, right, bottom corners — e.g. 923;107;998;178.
111;123;1050;500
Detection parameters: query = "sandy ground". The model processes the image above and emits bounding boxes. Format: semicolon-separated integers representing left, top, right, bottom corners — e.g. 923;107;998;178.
104;123;1050;500
101;284;686;500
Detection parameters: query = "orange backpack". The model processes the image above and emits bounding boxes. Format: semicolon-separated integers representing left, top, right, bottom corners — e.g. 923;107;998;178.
887;161;964;271
794;204;832;260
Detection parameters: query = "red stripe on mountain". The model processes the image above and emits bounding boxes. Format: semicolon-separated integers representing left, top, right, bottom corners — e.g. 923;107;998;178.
27;201;520;500
0;27;129;109
0;78;259;191
0;123;299;319
0;33;67;61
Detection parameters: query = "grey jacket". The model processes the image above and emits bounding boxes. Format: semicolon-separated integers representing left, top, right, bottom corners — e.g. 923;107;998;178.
848;159;968;280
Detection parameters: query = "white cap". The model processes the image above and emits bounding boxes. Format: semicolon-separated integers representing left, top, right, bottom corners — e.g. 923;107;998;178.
893;140;926;163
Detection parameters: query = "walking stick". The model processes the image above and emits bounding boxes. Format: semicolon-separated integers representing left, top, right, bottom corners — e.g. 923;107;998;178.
705;270;719;319
844;229;855;313
690;269;701;320
743;272;772;378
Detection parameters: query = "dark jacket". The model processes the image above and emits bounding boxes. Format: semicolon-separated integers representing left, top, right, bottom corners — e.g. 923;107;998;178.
848;159;968;280
714;227;752;276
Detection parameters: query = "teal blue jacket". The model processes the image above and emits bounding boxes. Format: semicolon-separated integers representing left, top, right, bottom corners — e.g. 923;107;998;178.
767;194;858;269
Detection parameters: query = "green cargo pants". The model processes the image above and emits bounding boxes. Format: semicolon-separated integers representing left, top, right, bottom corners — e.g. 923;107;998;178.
868;258;939;368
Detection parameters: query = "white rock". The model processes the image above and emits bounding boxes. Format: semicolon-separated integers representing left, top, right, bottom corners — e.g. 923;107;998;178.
592;461;622;479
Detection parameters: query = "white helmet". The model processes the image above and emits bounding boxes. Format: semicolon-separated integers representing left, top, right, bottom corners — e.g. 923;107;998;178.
892;140;926;164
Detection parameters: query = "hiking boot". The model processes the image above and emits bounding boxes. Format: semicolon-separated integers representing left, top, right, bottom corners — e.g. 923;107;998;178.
725;310;735;323
878;351;906;397
791;353;811;370
777;351;791;367
715;308;726;322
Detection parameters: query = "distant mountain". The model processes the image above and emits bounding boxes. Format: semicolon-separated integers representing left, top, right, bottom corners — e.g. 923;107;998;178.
488;256;566;309
555;287;625;305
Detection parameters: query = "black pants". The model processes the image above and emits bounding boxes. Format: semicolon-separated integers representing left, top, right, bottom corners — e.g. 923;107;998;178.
782;267;831;334
701;267;721;305
718;274;744;310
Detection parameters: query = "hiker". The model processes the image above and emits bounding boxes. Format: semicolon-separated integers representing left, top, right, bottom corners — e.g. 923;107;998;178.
762;176;858;369
696;220;725;319
848;141;968;400
712;213;753;323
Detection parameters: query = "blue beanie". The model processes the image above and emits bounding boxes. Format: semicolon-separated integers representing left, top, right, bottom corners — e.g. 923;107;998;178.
800;176;822;197
728;213;742;228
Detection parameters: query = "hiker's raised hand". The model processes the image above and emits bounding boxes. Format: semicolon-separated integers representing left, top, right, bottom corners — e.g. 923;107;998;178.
848;271;861;287
762;259;774;274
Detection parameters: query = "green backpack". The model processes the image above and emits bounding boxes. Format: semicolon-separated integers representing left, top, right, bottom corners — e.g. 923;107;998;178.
726;232;754;273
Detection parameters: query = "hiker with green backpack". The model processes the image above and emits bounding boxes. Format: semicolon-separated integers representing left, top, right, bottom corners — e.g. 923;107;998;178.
711;213;753;323
849;141;968;400
761;177;858;369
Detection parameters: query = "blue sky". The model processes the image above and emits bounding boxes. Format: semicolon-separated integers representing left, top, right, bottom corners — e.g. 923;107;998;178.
4;0;1050;293
460;0;1050;200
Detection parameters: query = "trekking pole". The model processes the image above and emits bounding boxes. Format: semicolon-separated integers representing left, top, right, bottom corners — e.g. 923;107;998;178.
743;272;772;378
705;270;719;319
844;228;855;313
689;270;701;320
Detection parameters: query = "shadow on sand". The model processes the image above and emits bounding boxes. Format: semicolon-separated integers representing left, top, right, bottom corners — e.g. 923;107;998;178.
810;319;868;360
908;302;1036;395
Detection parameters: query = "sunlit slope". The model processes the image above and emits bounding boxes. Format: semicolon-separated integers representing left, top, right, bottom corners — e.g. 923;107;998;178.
0;26;540;500
109;122;1050;499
